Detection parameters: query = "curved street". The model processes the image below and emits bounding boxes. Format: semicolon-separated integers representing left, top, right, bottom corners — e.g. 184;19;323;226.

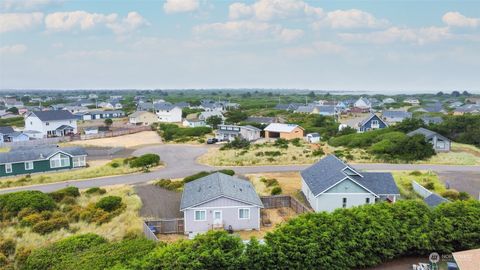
1;144;480;195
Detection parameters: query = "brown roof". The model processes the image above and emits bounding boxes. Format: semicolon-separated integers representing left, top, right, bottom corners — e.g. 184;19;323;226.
452;248;480;270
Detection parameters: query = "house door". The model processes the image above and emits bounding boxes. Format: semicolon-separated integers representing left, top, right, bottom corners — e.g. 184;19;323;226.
213;210;222;225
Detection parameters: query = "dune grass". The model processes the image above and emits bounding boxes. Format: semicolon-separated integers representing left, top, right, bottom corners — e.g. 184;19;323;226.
0;185;143;251
0;158;141;189
391;171;445;199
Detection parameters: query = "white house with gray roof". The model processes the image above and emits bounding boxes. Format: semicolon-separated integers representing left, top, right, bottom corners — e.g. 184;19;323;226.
24;110;78;138
216;124;261;141
154;102;182;122
407;127;451;152
180;172;263;236
301;155;400;212
381;110;412;124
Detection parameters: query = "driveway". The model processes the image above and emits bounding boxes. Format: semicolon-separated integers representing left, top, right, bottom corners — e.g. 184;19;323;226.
1;144;480;196
438;171;480;198
135;183;182;218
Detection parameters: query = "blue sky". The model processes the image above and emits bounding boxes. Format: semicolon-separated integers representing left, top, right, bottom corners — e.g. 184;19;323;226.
0;0;479;93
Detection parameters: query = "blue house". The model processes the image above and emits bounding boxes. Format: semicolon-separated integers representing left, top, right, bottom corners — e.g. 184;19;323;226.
358;114;388;132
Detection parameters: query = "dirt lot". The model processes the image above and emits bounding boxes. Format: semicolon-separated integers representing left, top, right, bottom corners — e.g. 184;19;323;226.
135;183;182;219
438;171;480;198
67;131;162;148
236;207;297;240
247;172;302;196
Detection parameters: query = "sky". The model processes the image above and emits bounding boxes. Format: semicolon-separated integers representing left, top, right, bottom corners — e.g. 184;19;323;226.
0;0;479;93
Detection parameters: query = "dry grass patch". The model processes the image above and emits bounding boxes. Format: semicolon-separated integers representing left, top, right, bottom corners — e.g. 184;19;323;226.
391;170;445;199
419;143;480;165
0;184;142;251
198;142;331;166
0;158;142;189
66;131;162;148
237;207;296;240
247;172;301;196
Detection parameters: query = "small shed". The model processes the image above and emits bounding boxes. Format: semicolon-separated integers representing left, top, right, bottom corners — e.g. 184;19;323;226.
264;123;304;140
305;133;321;143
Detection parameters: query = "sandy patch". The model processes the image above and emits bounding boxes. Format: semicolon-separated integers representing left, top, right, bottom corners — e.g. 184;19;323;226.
67;131;162;148
247;172;302;196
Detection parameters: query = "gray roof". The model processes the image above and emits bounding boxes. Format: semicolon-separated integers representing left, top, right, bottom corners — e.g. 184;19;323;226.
87;110;124;115
29;110;76;121
56;125;74;130
0;126;14;134
407;128;450;142
154;102;177;111
301;155;399;196
245;117;278;124
0;146;87;164
382;110;412;119
180;172;263;210
424;193;449;207
421;116;443;125
359;114;388;127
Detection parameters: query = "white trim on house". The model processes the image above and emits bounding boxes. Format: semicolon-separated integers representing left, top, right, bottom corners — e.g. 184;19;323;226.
0;154;87;166
193;210;207;221
5;163;12;173
24;161;34;170
238;208;250;220
188;205;256;210
49;153;70;168
181;194;264;211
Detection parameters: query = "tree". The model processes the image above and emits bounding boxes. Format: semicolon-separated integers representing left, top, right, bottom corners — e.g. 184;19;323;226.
308;91;316;98
393;118;425;133
451;91;460;97
462;90;470;96
21;96;31;104
436;91;444;96
104;118;113;127
225;110;248;124
206;115;222;129
6;107;18;115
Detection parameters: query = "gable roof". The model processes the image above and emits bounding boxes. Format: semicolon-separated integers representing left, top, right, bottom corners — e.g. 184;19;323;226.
129;111;155;118
301;155;399;196
154;102;179;111
424;193;449;207
0;146;86;164
29;110;76;121
264;123;303;133
407;128;450;142
180;172;263;210
359;114;388;127
420;116;443;125
0;126;14;134
382;110;412;119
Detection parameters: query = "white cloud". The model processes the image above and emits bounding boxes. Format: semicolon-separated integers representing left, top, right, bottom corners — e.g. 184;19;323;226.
44;11;147;35
45;11;117;31
1;0;58;11
339;26;451;45
58;49;123;60
107;12;149;35
281;41;345;57
442;12;479;28
229;0;323;21
163;0;199;14
194;20;303;42
0;12;44;33
314;9;389;29
0;44;27;55
277;28;304;42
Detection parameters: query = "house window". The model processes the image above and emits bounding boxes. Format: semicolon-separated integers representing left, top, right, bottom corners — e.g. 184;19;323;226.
342;198;347;208
366;198;370;204
437;140;445;149
46;122;49;126
371;120;379;126
194;210;206;221
50;153;70;168
25;161;34;170
239;208;250;219
5;163;12;173
72;156;86;167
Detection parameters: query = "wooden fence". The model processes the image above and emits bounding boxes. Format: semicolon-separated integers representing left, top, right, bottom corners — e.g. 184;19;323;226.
80;126;151;140
260;195;313;214
144;218;184;235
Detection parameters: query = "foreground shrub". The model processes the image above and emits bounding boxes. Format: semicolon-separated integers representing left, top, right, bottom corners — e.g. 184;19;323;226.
0;191;56;219
130;154;160;169
32;217;69;235
95;196;122;212
271;186;282;195
0;238;16;256
49;187;80;202
85;187;107;195
155;179;184;191
220;137;251;150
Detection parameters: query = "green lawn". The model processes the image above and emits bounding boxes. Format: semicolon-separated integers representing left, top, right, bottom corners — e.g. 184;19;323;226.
392;171;445;199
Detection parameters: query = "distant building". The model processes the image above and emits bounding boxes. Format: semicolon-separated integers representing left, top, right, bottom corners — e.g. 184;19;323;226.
357;114;388;132
216;124;261;142
305;133;321;143
129;111;158;126
76;110;125;121
381;110;412;123
154;103;182;123
353;97;372;111
382;98;396;104
264;123;304;140
24;110;78;138
404;98;421;105
421;116;443;125
407;127;451;152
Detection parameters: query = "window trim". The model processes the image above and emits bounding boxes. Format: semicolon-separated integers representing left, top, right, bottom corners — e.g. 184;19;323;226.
72;156;86;167
5;163;12;173
25;161;34;170
238;208;250;220
194;210;206;221
50;153;70;168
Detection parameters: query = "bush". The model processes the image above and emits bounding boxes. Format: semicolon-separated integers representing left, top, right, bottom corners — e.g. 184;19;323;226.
441;190;460;200
220;137;251;150
0;238;16;256
312;148;325;157
85;187;107;195
410;171;422;176
20;213;44;226
0;191;56;219
95;196;122;212
261;178;279;187
0;253;7;267
216;169;235;176
129;154;160;168
422;181;435;190
110;162;120;168
49;187;80;202
264;151;281;157
159;123;212;141
274;138;289;149
271;186;282;195
32;217;69;235
183;171;211;183
155;179;184;191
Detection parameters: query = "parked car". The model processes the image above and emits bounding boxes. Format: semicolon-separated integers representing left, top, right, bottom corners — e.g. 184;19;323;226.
207;138;218;144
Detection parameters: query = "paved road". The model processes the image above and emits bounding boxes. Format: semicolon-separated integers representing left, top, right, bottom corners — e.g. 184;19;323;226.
1;144;480;194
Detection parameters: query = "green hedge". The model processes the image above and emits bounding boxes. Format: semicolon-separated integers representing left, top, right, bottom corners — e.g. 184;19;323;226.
95;196;122;212
0;191;56;219
130;154;160;168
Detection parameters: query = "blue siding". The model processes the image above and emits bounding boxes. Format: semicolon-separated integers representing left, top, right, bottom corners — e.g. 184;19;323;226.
359;115;388;132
